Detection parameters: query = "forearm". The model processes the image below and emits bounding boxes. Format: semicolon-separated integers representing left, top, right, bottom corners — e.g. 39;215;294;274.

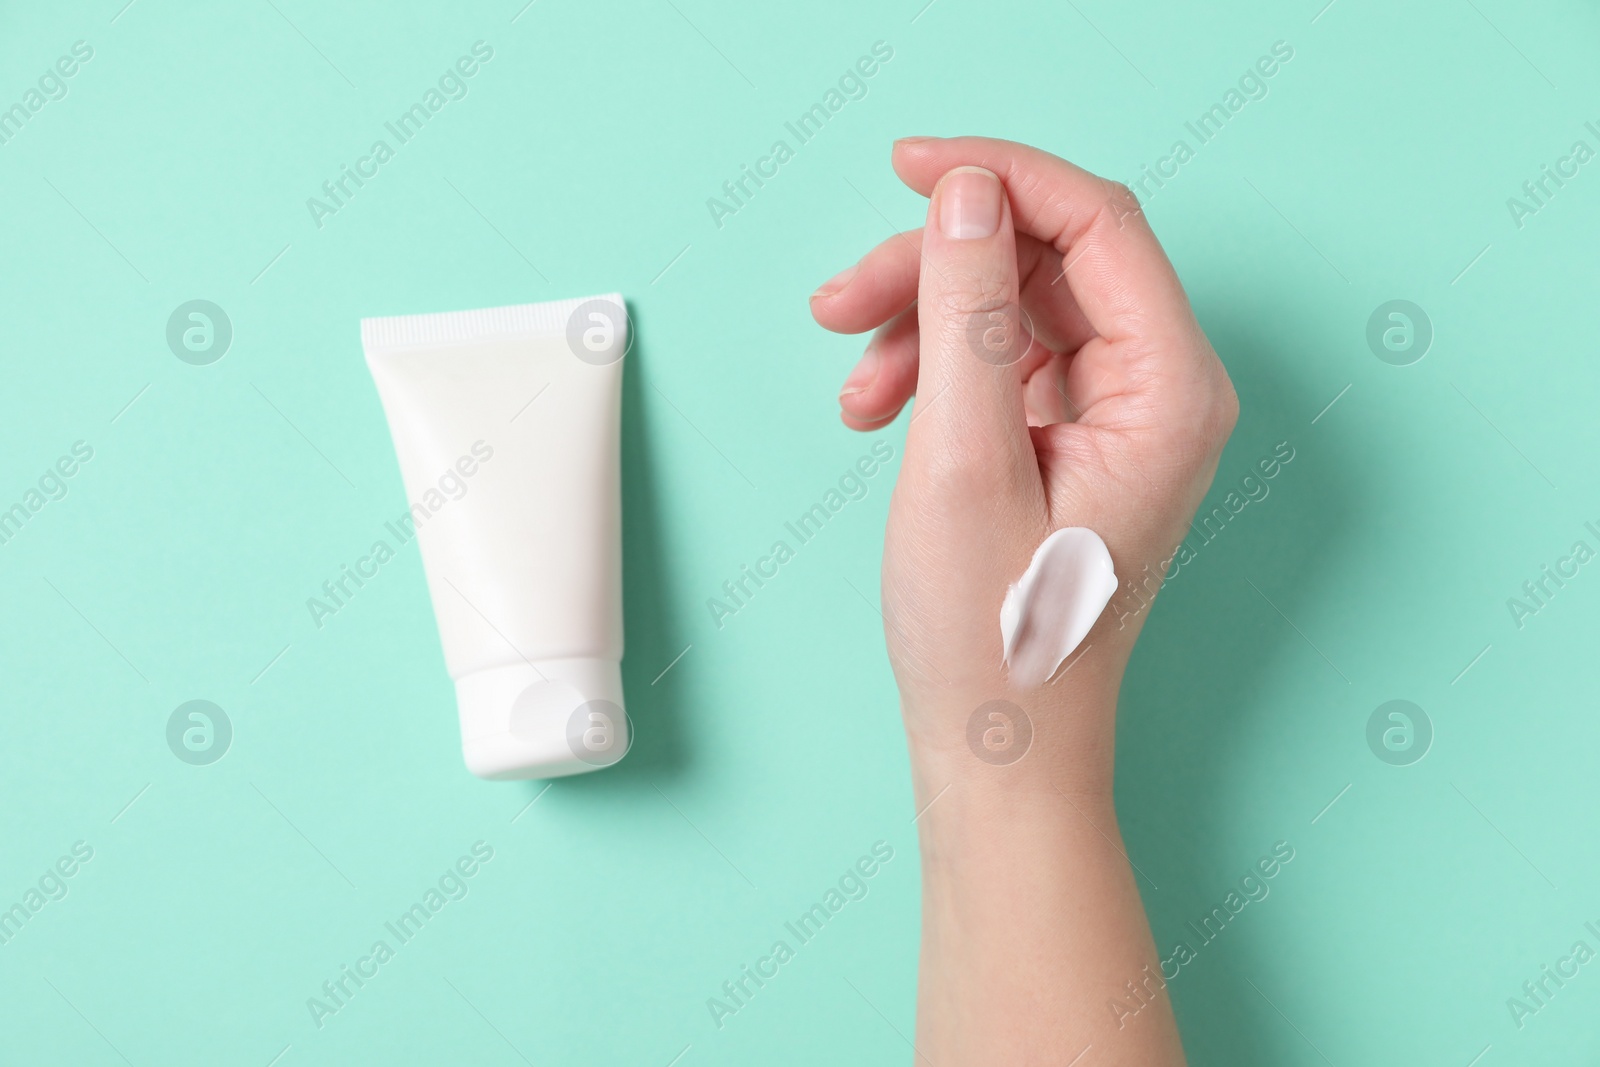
905;683;1185;1067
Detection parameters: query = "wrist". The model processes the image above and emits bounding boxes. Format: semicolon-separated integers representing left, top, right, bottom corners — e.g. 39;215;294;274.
898;657;1125;806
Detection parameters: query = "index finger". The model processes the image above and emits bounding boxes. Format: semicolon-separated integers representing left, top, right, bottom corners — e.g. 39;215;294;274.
891;136;1198;348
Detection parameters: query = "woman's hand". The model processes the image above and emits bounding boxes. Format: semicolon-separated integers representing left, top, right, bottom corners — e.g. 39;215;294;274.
811;136;1237;796
810;135;1232;1066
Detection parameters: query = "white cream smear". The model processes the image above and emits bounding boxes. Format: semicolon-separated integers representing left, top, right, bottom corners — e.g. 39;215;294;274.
1000;527;1118;688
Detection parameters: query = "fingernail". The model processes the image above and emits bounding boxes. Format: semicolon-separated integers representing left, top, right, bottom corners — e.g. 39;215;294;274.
811;263;858;300
895;136;934;146
937;166;1001;240
839;343;880;399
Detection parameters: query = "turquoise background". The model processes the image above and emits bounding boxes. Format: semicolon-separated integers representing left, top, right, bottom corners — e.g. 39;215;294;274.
2;0;1597;1063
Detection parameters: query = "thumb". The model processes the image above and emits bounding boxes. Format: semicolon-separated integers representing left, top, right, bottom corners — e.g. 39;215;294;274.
909;166;1036;487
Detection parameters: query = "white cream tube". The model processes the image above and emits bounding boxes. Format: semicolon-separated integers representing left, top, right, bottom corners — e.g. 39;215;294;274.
362;295;629;780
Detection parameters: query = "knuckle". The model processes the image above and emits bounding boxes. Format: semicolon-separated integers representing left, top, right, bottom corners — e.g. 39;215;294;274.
930;276;1021;366
928;274;1013;322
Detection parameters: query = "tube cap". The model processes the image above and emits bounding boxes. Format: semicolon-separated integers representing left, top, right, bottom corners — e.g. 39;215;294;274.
454;659;629;780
